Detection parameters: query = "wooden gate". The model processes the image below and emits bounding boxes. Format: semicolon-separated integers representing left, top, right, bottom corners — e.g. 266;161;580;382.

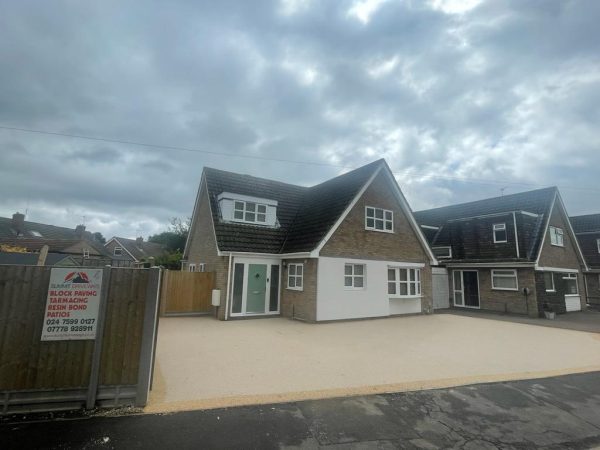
159;270;214;316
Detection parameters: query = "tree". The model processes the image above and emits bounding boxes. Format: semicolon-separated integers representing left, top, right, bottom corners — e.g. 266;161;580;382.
92;232;106;244
148;217;190;252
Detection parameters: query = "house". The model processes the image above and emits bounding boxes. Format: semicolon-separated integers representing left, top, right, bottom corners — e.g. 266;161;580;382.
183;159;437;322
0;251;78;266
105;237;166;267
414;187;588;317
570;214;600;308
0;213;111;266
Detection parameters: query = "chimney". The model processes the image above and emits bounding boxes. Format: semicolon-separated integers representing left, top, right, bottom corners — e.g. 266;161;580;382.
136;237;143;248
75;224;86;238
12;212;25;236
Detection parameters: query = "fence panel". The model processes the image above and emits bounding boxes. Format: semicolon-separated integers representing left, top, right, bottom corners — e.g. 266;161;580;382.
0;265;161;414
160;270;214;315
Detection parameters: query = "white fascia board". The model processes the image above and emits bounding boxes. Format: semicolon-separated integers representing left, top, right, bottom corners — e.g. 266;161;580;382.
312;165;383;256
446;262;534;268
448;211;517;222
319;255;425;268
217;192;278;206
420;224;439;230
520;210;540;218
534;192;556;265
218;251;312;259
185;174;222;260
556;191;590;272
381;164;438;265
535;266;580;273
105;237;118;247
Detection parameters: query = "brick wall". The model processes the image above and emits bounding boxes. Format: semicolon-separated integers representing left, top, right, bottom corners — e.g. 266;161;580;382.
184;181;230;320
584;272;600;307
449;268;539;317
280;258;318;322
538;202;583;269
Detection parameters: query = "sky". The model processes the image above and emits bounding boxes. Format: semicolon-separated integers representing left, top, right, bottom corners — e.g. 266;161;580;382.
0;0;598;239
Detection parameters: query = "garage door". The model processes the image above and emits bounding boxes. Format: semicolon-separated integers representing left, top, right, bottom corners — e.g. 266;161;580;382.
565;295;582;312
432;267;449;309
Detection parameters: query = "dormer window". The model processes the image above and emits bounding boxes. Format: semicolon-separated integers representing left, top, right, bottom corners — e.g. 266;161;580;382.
549;226;564;247
233;201;267;224
83;248;90;259
433;246;452;259
493;223;507;243
114;246;123;256
218;192;278;227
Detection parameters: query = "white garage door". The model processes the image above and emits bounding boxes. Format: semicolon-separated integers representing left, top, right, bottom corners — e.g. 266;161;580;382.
432;267;449;310
565;295;582;312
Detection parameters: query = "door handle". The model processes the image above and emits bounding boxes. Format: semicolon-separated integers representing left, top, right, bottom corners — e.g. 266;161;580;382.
252;291;260;294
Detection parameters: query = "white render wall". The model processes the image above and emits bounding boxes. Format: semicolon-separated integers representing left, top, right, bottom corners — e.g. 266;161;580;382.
316;256;423;321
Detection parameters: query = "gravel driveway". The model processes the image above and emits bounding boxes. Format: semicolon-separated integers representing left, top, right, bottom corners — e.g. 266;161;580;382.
148;314;600;412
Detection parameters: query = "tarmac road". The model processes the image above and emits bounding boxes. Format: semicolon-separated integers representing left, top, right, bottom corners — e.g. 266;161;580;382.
3;371;600;449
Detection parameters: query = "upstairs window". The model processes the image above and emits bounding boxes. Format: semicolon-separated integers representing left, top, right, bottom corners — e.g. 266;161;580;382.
493;223;507;243
388;267;421;297
549;226;564;247
563;273;578;295
432;247;452;259
113;246;123;256
188;263;196;272
344;264;365;289
365;207;393;232
83;248;90;259
233;201;267;224
597;238;600;253
287;263;303;290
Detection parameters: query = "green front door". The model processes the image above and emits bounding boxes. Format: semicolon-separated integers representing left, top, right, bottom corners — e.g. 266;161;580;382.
246;264;267;313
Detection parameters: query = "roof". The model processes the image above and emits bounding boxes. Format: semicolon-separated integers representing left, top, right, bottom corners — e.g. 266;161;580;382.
0;216;92;240
0;252;77;266
0;238;110;256
202;160;384;253
570;214;600;234
110;237;166;261
414;187;558;263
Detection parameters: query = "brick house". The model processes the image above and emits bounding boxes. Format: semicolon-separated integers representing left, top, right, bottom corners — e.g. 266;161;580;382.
105;236;166;268
182;159;437;321
414;188;588;317
570;214;600;308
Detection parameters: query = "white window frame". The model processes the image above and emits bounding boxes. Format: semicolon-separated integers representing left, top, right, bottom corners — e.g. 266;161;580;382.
491;269;518;291
433;246;452;259
388;267;421;298
287;263;304;291
188;263;196;272
597;238;600;254
198;263;206;272
83;248;90;259
365;206;393;233
493;223;507;243
232;200;268;224
563;273;579;295
344;263;366;289
549;226;564;247
113;246;123;256
544;272;555;292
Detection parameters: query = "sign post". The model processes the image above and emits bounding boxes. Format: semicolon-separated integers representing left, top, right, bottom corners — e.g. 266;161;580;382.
41;268;104;341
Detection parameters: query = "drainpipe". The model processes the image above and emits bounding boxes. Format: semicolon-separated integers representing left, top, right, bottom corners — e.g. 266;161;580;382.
224;253;232;321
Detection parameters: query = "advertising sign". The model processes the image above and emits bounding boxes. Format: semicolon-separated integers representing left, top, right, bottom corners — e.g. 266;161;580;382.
41;268;104;341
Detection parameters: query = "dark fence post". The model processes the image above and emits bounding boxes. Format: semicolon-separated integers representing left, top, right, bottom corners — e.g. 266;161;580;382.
86;266;112;410
135;267;162;407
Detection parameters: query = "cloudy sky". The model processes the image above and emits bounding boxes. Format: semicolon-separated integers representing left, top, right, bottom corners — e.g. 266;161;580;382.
0;0;598;239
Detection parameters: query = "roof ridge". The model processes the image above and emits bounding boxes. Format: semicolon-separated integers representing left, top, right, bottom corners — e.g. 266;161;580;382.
203;167;308;190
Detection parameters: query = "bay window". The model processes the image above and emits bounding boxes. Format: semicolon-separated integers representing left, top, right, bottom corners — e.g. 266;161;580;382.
388;267;421;297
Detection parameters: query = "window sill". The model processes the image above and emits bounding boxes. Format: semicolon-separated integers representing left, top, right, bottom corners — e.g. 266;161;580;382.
286;287;303;292
550;244;565;248
389;295;422;299
493;241;508;244
545;290;556;293
344;287;366;291
365;228;394;234
565;294;580;297
491;287;519;291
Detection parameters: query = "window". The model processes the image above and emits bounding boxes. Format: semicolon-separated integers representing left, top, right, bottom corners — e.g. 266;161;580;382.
344;264;365;288
432;247;452;259
388;267;421;297
563;273;578;295
287;263;303;290
491;269;518;291
188;264;196;272
30;230;43;237
365;207;393;232
544;272;555;292
233;201;267;224
114;246;123;256
83;248;90;259
198;263;206;272
493;223;507;243
597;239;600;254
549;226;564;247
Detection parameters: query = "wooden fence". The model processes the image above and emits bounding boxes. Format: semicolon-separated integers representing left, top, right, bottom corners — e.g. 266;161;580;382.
0;265;161;414
159;270;214;316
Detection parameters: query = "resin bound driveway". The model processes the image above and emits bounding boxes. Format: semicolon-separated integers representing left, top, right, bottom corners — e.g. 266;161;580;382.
147;314;600;413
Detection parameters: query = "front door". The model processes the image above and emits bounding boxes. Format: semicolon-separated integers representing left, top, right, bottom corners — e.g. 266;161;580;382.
246;264;267;313
453;270;480;308
230;259;281;317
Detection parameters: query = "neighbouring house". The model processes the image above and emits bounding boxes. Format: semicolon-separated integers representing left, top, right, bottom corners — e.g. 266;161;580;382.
182;159;437;322
414;187;588;317
570;214;600;308
105;236;166;267
0;213;111;266
0;251;78;266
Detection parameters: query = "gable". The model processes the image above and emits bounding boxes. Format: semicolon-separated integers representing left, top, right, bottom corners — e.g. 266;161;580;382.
537;198;585;269
319;170;431;262
185;180;220;261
